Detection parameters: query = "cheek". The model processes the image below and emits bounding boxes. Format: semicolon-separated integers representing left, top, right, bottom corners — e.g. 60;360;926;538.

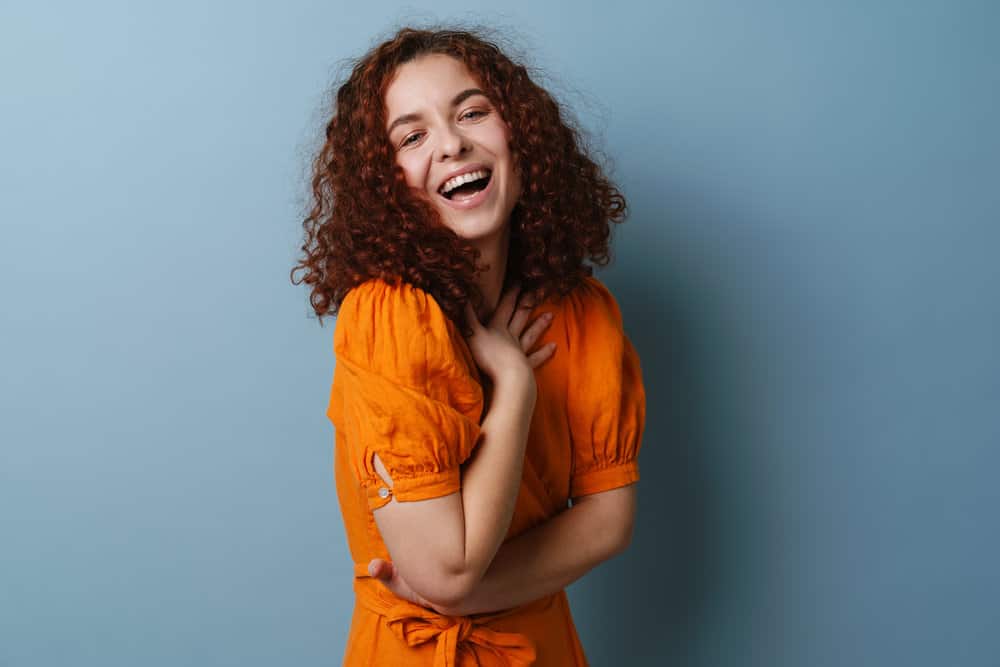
395;153;427;190
488;124;512;154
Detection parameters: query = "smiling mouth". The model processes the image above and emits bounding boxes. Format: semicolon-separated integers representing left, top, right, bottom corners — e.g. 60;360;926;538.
438;171;493;201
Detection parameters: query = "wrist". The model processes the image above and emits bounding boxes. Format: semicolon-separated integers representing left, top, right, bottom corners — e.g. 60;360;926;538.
491;366;536;399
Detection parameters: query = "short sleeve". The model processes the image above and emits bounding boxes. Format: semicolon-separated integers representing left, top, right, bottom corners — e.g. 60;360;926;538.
564;277;647;499
326;279;485;511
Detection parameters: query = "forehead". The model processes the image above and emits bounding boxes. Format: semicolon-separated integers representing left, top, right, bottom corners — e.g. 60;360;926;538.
384;54;481;118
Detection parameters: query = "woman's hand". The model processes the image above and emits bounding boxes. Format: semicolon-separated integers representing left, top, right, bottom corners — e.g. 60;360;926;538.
368;289;556;615
463;284;557;386
368;558;456;615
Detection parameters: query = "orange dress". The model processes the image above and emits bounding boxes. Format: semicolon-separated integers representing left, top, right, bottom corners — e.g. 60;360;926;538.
327;275;646;666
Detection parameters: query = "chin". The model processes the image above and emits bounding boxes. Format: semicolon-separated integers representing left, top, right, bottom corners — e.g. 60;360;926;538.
441;214;508;244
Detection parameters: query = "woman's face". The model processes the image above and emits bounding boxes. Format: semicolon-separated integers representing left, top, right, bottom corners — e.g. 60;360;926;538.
384;54;521;249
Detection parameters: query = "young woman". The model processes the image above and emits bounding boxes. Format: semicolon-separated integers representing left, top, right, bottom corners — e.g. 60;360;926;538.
293;26;646;666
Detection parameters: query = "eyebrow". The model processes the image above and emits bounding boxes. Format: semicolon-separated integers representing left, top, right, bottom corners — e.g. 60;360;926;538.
386;88;488;135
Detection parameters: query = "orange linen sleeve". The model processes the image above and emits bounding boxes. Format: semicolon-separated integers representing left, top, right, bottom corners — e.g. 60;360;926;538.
327;279;485;511
565;277;647;500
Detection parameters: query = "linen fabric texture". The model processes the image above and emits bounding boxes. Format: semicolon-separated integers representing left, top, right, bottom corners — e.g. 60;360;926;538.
327;275;646;666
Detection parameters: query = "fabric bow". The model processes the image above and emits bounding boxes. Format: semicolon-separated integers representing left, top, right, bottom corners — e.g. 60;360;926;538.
354;576;536;666
384;600;537;666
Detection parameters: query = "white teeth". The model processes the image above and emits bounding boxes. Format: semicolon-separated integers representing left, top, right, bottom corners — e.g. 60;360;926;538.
440;169;491;195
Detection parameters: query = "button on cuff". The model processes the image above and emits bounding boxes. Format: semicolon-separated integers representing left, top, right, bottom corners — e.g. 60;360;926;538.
366;482;394;511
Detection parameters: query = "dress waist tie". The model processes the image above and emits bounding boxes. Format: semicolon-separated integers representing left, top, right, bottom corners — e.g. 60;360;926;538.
352;566;537;666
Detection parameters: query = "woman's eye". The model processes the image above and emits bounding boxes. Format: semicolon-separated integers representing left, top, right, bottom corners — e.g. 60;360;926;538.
460;110;487;121
401;132;423;147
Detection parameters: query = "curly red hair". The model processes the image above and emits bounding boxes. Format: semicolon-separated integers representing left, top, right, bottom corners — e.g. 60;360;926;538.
291;26;628;330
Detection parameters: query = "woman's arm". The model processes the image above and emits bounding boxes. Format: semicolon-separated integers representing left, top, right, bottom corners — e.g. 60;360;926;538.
370;368;535;608
370;483;637;616
368;286;555;609
445;483;637;616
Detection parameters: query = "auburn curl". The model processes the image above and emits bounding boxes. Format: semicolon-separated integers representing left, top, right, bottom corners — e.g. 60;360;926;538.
291;26;628;334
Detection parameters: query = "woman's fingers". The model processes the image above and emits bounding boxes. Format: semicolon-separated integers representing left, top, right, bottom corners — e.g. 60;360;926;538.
508;292;537;335
527;342;556;368
368;558;435;610
519;311;553;352
368;558;392;579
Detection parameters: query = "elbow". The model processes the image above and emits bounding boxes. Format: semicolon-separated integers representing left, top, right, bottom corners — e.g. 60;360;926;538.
407;563;479;610
608;519;635;558
576;484;637;560
424;577;469;610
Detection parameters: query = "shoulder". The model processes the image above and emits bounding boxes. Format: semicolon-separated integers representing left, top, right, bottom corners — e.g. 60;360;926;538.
339;275;442;315
334;278;478;391
552;275;633;383
558;275;626;338
557;276;644;427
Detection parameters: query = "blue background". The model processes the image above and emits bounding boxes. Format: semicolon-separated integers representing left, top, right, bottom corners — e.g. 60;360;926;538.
2;1;998;665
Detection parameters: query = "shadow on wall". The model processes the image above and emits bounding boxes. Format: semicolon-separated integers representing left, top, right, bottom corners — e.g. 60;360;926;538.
569;255;719;666
567;179;822;665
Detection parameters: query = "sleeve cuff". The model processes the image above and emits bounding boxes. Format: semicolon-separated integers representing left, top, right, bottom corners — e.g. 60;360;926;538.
366;468;462;511
570;460;639;499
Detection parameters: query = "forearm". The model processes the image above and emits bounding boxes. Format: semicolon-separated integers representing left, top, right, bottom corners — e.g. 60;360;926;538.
456;372;535;583
442;494;626;616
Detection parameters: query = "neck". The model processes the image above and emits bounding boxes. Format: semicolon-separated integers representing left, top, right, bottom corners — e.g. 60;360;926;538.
473;224;511;322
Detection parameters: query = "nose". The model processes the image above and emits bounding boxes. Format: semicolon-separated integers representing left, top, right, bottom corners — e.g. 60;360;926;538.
434;124;470;162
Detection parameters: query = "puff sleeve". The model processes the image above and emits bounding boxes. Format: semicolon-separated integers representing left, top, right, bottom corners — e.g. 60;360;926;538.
326;279;485;511
564;277;647;499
